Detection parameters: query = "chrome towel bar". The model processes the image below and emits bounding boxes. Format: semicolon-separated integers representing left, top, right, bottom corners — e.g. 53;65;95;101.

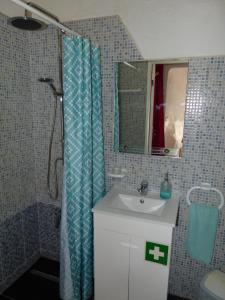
186;183;224;210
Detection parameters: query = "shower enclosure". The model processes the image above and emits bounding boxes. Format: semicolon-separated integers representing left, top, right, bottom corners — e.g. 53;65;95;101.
1;2;105;300
0;1;68;294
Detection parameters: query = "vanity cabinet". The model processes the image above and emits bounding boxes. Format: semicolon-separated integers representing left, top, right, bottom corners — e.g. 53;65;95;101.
93;212;174;300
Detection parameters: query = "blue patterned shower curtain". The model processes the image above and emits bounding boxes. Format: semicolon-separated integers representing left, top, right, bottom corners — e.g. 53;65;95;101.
60;36;105;300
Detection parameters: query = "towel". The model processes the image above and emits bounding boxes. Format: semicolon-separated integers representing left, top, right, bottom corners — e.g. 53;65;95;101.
186;203;219;264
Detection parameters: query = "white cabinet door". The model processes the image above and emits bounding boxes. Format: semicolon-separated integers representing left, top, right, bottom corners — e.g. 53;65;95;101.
129;236;169;300
94;229;130;300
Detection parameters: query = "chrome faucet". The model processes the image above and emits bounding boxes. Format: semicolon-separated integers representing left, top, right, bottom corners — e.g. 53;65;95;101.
137;180;148;195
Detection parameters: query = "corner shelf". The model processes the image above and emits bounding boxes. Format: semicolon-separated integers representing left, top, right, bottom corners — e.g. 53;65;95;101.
107;168;127;178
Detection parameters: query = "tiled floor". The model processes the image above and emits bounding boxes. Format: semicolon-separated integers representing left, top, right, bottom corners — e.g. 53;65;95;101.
0;257;188;300
1;258;60;300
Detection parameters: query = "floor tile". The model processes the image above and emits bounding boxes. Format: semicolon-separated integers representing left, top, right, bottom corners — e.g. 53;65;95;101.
1;257;190;300
3;273;60;300
32;257;59;277
2;257;60;300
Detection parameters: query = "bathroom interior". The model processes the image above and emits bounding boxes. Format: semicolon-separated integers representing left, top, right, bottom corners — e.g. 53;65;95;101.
0;0;225;300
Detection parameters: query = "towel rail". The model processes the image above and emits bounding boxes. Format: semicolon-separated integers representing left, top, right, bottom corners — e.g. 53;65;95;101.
186;183;224;210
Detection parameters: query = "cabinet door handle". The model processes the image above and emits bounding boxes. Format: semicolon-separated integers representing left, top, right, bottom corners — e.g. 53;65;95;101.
120;242;139;249
130;244;139;249
120;242;130;248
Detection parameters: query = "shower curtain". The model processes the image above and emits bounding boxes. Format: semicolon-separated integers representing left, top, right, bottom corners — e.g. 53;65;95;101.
60;36;105;300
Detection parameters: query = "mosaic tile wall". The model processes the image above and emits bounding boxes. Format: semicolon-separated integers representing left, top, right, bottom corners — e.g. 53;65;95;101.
27;26;62;261
0;204;40;292
0;13;36;222
0;12;40;290
38;203;60;260
28;26;63;207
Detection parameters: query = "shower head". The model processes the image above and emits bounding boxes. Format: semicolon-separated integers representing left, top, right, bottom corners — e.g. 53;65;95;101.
8;9;48;31
8;16;47;31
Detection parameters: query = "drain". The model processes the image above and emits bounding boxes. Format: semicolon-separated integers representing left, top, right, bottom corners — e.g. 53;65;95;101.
140;199;144;204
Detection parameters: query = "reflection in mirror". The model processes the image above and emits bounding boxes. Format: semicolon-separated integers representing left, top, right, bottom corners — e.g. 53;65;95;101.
115;60;188;157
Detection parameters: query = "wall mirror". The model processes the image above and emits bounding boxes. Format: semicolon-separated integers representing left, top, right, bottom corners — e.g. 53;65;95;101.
114;59;189;157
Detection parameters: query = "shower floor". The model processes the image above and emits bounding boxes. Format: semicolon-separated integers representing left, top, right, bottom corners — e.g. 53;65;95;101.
1;258;60;300
0;257;188;300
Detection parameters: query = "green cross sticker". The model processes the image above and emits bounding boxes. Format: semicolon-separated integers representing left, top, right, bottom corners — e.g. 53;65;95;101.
145;241;169;266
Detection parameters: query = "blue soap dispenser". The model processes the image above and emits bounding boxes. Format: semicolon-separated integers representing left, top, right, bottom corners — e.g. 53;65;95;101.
160;172;172;200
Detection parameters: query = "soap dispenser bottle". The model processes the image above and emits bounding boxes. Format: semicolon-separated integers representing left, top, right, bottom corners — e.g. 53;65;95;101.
160;172;172;200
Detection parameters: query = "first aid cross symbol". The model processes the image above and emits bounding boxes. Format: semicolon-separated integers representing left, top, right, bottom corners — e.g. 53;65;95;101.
149;246;164;260
145;241;169;265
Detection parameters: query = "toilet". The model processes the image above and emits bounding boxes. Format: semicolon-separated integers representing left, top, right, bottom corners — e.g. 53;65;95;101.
199;270;225;300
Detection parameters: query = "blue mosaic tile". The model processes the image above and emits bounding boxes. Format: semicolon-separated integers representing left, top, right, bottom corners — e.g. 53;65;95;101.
38;203;60;260
0;12;36;222
0;11;39;290
0;251;3;285
22;204;40;259
0;213;25;278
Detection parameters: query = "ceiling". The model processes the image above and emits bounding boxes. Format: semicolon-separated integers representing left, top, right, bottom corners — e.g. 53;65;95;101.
1;0;225;58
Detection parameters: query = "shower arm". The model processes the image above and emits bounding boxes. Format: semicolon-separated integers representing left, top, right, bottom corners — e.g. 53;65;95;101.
27;2;60;23
9;0;100;47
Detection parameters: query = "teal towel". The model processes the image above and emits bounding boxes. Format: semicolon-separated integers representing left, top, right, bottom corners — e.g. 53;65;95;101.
186;203;219;264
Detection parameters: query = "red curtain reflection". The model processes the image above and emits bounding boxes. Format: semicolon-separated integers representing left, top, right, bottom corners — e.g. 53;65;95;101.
152;64;165;150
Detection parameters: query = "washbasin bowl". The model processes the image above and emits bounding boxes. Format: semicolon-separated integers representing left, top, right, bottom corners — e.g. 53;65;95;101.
93;187;180;226
109;192;166;215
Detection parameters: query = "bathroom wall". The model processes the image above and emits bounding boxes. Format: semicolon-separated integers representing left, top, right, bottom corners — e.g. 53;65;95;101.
27;26;62;260
0;14;36;222
28;28;63;207
0;13;39;291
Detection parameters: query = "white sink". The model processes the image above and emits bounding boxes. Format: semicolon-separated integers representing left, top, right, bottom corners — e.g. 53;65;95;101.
93;187;180;226
109;192;166;216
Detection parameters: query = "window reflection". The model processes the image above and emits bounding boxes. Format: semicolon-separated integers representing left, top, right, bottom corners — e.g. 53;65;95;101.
151;63;188;156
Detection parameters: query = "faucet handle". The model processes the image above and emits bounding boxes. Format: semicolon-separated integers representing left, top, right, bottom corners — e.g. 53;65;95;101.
138;180;148;195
